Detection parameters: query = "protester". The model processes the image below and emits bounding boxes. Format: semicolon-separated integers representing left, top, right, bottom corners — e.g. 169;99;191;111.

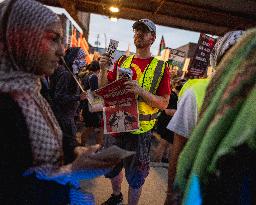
50;47;87;164
174;29;256;205
0;0;113;204
80;60;104;146
153;78;186;162
99;19;171;205
164;78;210;205
164;30;245;205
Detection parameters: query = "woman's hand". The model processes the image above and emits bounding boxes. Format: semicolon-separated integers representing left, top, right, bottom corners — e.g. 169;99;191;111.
72;147;121;170
74;144;102;157
74;156;120;169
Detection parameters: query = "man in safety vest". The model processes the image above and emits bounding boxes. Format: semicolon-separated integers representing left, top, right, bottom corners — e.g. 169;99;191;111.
99;19;170;205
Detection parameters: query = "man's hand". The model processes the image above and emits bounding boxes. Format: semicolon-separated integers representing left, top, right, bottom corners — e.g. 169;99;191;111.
124;80;169;109
98;54;111;87
124;80;143;95
99;54;111;70
164;109;176;116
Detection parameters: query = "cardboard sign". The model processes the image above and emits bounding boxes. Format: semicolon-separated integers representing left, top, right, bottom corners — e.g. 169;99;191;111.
168;48;186;69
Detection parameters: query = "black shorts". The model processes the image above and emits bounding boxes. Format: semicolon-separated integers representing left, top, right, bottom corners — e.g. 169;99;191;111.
155;123;174;143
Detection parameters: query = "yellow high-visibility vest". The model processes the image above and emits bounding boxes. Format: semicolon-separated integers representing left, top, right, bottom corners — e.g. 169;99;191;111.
178;79;210;112
119;54;166;134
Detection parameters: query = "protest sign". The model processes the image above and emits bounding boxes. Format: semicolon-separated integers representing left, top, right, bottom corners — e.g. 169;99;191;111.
106;39;119;71
168;48;186;69
187;33;215;78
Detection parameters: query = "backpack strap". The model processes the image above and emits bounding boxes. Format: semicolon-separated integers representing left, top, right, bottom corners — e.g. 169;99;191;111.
117;55;128;67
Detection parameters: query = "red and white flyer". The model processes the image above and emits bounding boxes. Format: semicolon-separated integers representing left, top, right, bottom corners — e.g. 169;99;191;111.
95;78;139;134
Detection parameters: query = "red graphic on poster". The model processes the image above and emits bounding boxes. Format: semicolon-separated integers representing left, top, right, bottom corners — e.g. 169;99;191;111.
95;78;139;134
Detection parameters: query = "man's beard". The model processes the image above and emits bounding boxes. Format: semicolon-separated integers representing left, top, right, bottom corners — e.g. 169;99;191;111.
134;38;151;48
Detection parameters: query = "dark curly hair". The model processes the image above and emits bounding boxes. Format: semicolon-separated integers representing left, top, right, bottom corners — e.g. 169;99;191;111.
63;47;81;69
86;60;100;72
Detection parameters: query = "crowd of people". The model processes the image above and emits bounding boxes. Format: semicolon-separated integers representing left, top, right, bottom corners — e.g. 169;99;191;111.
0;0;112;204
0;0;256;205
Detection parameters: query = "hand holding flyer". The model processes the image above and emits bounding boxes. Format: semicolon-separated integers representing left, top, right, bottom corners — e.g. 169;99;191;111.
95;78;139;134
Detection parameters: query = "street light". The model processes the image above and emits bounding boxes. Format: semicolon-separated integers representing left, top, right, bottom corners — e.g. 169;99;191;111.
109;6;119;13
109;17;118;22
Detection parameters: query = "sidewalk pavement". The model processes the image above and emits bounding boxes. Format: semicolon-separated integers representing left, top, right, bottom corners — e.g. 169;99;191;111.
81;162;168;205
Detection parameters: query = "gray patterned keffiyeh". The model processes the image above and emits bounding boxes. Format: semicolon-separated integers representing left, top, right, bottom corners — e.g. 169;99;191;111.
210;30;245;68
0;0;63;169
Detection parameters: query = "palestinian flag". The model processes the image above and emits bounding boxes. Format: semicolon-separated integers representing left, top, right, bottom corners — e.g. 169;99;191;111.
158;35;166;55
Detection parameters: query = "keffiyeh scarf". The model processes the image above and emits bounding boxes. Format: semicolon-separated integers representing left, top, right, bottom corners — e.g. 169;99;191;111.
210;30;245;68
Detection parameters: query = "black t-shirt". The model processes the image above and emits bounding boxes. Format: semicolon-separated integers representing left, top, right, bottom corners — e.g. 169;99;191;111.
82;73;98;91
157;90;178;127
81;73;102;118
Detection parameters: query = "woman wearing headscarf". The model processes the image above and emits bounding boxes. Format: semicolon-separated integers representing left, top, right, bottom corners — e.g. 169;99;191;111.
174;29;256;205
0;1;68;204
0;0;113;204
50;47;88;164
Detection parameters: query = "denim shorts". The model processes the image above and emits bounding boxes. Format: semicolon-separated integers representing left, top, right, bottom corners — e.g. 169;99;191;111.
105;132;152;189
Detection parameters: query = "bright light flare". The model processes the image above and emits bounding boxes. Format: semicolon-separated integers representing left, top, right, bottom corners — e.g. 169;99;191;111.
109;6;120;13
109;17;118;22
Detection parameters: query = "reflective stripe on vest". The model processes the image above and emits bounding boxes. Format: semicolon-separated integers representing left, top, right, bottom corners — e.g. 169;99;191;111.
120;55;166;134
179;79;210;112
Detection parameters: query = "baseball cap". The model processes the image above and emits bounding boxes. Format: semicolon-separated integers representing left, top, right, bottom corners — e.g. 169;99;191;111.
133;19;156;34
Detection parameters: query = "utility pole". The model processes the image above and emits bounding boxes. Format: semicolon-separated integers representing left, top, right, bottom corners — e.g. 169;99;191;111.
95;34;100;52
104;33;107;51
